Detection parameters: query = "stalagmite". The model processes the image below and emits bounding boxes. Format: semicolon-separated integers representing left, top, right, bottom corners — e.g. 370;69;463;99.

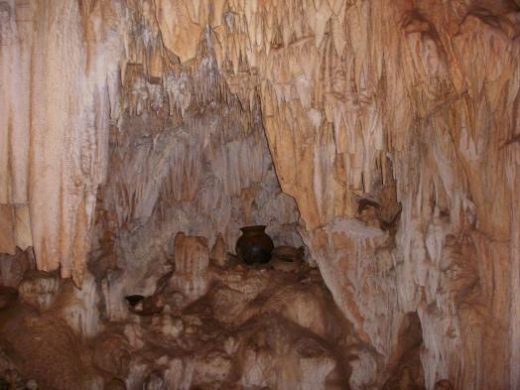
0;0;519;388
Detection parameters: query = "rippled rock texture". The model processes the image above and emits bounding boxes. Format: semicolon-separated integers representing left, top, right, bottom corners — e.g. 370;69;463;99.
1;0;519;388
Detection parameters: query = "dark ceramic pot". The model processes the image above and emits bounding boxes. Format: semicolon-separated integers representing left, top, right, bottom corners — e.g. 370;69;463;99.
236;225;274;265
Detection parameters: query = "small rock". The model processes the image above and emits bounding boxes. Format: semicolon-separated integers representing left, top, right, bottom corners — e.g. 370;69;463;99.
143;371;165;390
271;246;305;262
93;335;131;377
435;379;454;390
18;271;59;311
210;234;228;267
0;287;18;310
105;378;126;390
159;315;184;339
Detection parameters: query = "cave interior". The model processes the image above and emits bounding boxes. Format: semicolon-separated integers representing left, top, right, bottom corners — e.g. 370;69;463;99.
0;0;520;389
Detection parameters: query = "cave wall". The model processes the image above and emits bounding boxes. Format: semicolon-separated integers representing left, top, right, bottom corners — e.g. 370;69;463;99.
0;0;122;284
192;1;518;388
99;40;302;252
92;43;302;320
1;0;520;388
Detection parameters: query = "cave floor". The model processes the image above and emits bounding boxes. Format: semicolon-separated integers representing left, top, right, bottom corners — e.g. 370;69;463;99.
0;255;356;390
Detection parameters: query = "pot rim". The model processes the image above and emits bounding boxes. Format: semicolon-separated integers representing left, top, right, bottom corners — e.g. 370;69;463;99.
240;225;267;233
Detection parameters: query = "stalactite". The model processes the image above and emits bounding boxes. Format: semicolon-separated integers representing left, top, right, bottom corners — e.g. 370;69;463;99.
0;0;123;284
1;0;519;388
145;1;520;387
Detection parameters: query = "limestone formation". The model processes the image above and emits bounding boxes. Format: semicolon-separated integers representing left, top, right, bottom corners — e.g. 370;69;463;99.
0;0;519;388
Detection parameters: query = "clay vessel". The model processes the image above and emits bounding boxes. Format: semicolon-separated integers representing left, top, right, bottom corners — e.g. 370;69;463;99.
236;225;274;264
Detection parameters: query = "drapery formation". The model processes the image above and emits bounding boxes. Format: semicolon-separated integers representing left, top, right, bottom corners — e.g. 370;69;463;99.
0;0;122;283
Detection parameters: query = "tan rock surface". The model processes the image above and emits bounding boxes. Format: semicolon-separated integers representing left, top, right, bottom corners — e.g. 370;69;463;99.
1;0;519;388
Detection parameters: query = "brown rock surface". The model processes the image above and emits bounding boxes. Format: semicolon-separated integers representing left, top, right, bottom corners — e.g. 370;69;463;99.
0;0;519;388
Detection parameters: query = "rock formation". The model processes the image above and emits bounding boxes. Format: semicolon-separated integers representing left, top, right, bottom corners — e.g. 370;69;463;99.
1;0;519;389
